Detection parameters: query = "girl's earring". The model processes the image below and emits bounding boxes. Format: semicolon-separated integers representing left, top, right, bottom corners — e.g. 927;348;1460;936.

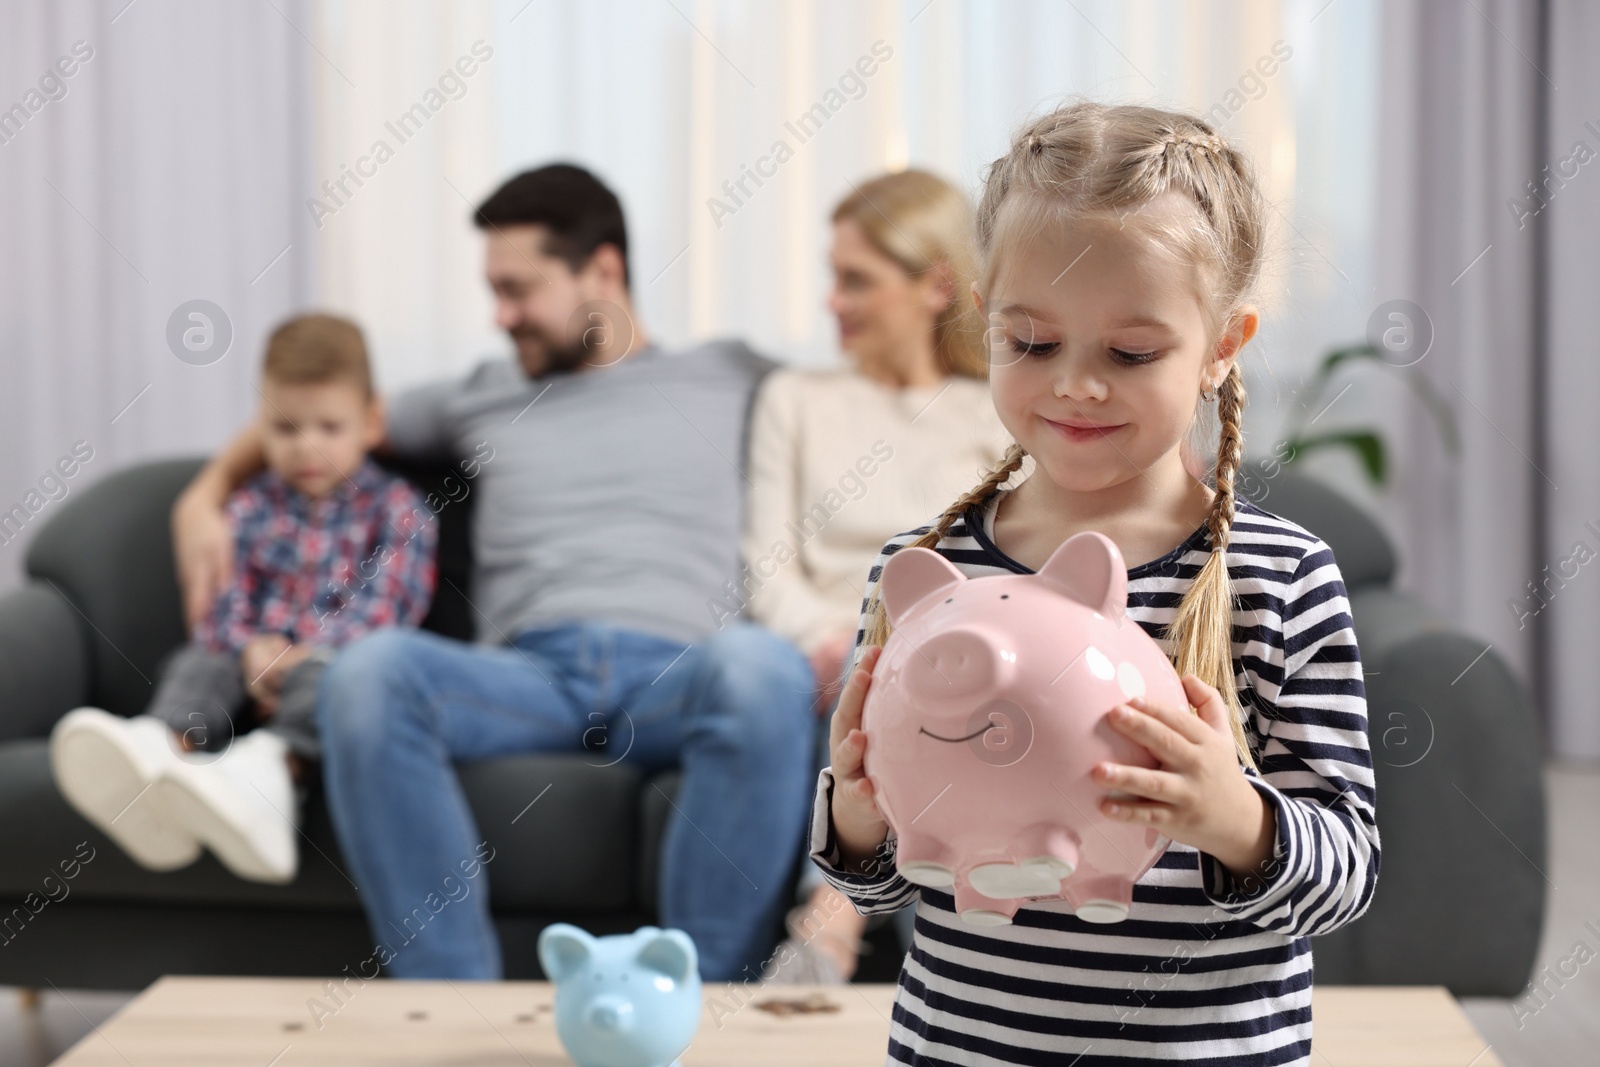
1200;384;1217;402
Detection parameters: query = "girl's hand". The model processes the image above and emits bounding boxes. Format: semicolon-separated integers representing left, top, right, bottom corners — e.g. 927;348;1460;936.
1092;674;1277;884
807;630;855;715
827;644;891;871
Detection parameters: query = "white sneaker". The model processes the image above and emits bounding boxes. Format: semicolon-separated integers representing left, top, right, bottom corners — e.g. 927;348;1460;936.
49;708;201;871
154;730;299;884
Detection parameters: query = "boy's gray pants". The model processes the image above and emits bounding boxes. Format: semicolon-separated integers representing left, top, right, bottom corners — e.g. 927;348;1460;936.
147;643;330;760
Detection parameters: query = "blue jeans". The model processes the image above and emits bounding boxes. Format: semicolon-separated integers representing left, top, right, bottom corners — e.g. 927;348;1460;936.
315;620;815;982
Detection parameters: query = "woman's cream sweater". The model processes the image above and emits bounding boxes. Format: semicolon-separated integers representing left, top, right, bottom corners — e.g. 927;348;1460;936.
741;367;1013;654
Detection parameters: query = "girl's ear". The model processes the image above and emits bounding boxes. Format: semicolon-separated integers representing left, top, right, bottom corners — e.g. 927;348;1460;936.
879;547;967;626
1034;532;1128;621
1210;304;1260;374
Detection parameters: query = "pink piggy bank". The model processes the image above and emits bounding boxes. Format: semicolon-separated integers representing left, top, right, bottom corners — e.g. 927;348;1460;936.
861;531;1184;926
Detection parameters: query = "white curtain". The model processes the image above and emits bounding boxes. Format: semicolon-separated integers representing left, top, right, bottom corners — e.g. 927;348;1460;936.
1542;0;1600;760
1375;0;1600;760
0;0;316;592
308;0;1377;434
1;0;1383;627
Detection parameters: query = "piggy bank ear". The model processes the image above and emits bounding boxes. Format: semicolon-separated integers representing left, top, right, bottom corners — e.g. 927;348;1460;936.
537;923;594;982
636;929;697;984
1035;531;1128;620
878;546;966;626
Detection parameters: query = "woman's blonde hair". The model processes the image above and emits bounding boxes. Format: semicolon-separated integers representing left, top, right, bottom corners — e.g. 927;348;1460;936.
860;102;1267;771
832;169;987;379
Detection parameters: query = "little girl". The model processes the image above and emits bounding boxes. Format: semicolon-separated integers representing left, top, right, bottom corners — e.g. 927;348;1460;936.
812;101;1379;1065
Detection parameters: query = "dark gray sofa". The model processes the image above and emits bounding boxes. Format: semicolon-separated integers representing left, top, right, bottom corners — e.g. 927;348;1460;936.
1231;463;1547;997
0;456;778;989
0;455;1546;997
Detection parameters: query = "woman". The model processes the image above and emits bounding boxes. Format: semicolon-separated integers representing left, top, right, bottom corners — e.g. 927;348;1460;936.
743;169;1013;983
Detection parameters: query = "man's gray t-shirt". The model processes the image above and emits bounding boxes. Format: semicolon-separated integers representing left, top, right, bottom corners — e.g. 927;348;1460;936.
386;339;774;645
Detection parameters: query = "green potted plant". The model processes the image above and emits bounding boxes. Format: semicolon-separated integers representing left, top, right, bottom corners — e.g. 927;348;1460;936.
1272;342;1459;486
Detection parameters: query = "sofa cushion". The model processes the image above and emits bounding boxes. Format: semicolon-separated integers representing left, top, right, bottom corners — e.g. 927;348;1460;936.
1239;459;1397;588
458;754;642;914
2;741;640;915
22;455;479;719
0;584;89;742
26;459;200;718
637;769;681;912
1307;616;1546;996
377;454;479;643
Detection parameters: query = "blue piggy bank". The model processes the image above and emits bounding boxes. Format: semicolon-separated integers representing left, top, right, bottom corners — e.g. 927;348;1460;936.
537;923;701;1067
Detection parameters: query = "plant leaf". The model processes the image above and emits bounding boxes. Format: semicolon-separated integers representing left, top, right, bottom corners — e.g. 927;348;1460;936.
1280;430;1387;485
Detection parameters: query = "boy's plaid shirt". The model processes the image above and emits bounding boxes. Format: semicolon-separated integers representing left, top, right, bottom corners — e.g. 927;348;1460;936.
192;459;439;653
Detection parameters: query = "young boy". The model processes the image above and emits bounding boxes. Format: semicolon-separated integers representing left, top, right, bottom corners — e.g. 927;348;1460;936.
49;313;438;884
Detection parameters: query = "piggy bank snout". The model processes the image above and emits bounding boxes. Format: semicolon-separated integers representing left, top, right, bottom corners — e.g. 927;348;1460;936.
584;993;636;1033
904;627;1014;699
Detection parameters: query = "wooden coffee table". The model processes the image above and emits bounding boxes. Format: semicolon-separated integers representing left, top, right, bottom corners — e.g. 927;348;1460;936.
49;976;1503;1065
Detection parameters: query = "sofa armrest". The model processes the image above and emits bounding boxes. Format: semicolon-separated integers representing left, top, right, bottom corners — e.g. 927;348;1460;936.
1313;587;1546;997
0;583;90;741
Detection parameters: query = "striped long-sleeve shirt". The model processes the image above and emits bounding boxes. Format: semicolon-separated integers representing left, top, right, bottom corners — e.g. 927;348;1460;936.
809;487;1379;1066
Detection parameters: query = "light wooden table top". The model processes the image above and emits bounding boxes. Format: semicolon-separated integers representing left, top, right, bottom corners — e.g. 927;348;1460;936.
51;976;1503;1066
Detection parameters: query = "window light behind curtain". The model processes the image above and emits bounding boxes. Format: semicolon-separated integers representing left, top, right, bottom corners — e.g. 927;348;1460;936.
310;0;1376;478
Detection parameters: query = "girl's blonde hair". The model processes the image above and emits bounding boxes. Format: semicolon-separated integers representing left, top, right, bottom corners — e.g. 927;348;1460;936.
860;102;1267;771
832;169;988;379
